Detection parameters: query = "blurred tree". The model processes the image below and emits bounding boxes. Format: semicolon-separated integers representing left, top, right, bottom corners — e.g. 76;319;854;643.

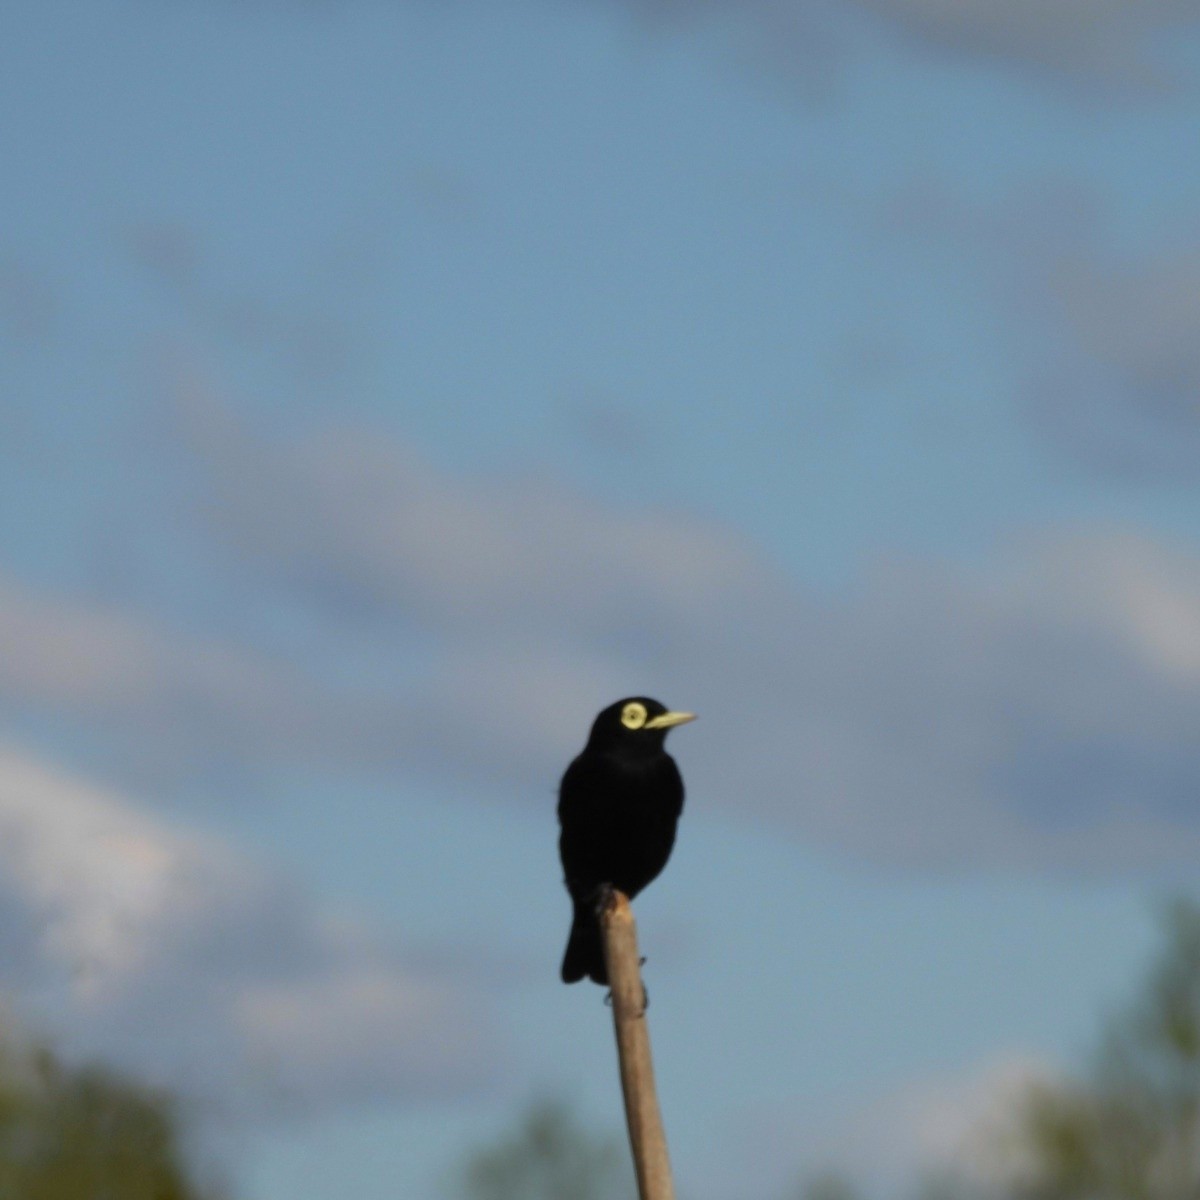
991;900;1200;1200
459;1098;628;1200
461;907;1200;1200
0;1033;224;1199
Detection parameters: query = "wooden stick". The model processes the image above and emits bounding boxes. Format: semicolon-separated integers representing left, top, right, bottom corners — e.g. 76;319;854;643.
598;889;676;1200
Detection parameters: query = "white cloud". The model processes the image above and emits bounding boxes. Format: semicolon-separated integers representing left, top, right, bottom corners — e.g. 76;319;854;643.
10;390;1200;873
233;966;475;1105
0;571;439;788
0;746;496;1112
169;398;1200;872
876;1053;1051;1187
736;1052;1055;1198
0;577;331;776
0;745;198;990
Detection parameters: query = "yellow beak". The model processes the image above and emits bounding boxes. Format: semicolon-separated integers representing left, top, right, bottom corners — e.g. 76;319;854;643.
643;711;697;731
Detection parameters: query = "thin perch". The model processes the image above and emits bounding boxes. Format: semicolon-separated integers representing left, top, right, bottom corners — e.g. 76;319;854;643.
598;889;675;1200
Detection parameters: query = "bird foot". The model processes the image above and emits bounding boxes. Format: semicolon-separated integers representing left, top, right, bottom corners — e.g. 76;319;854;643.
589;882;617;918
601;982;650;1013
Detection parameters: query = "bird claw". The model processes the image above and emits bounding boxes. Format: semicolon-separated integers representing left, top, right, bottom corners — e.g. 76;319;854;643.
602;986;649;1013
589;882;617;917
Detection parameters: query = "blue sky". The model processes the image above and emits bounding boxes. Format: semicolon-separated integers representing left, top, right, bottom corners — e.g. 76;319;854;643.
3;1;1200;1196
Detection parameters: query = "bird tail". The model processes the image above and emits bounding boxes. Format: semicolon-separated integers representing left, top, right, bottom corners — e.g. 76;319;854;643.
560;903;608;986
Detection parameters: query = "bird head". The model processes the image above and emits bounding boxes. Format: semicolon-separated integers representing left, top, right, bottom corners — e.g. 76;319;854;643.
585;697;696;755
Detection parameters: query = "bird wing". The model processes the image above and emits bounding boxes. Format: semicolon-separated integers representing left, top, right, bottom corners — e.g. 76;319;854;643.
557;752;684;899
556;755;621;890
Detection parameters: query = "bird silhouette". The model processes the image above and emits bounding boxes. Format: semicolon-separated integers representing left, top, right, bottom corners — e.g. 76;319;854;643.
557;697;695;985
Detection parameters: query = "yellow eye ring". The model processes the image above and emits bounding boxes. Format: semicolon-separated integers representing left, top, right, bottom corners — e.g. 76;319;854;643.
620;702;648;730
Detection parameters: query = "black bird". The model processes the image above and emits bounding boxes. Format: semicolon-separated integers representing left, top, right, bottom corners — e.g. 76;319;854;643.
558;697;696;985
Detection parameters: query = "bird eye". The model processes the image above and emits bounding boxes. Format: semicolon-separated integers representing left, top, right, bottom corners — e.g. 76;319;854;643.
620;702;647;730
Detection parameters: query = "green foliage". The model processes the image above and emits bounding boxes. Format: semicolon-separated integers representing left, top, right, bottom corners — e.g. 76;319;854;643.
0;1034;223;1199
459;1099;628;1200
